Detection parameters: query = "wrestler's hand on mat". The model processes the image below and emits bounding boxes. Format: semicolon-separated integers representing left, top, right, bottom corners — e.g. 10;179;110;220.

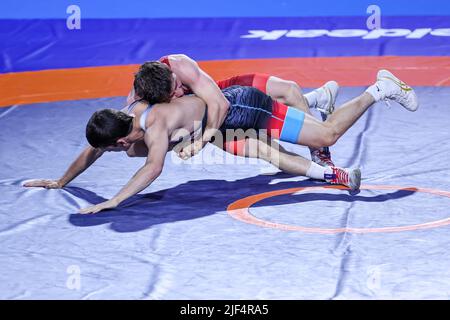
177;143;194;160
177;140;205;160
191;139;206;156
79;199;118;214
23;179;64;189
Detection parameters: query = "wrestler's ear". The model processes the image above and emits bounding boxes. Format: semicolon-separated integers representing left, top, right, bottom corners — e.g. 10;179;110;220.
116;138;129;147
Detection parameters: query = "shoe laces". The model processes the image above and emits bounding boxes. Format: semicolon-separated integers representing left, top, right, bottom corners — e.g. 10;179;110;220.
313;149;334;166
381;77;411;107
331;167;349;185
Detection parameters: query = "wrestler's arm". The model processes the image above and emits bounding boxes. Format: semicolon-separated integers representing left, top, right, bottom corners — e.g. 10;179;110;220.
170;55;229;154
24;106;135;189
24;146;104;189
79;119;169;214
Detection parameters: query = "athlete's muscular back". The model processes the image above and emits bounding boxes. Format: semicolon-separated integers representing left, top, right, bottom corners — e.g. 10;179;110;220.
137;95;207;144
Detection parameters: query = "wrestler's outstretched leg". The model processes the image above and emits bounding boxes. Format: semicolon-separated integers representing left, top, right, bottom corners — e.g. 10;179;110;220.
220;134;361;190
126;133;361;189
293;70;419;149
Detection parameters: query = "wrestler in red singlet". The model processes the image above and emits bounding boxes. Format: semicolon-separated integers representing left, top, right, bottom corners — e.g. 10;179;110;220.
159;56;270;95
158;56;289;155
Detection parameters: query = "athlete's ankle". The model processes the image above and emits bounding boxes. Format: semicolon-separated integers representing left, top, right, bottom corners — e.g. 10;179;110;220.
365;81;385;102
305;162;333;180
304;90;318;108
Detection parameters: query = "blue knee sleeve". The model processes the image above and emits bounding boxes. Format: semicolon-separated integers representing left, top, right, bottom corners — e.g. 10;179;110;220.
279;107;305;143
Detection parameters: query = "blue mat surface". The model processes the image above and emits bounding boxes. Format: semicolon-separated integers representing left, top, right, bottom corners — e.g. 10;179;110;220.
1;0;450;300
1;87;450;299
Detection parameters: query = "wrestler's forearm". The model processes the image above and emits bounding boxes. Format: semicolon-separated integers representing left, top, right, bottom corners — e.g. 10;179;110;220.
59;147;103;186
202;101;228;142
201;128;219;145
111;164;162;205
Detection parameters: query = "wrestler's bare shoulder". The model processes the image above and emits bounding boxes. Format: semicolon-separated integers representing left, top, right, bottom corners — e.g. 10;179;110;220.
120;101;148;114
154;95;205;111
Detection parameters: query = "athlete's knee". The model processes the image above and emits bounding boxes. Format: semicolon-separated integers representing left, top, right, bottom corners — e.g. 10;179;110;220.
285;80;303;97
281;80;308;110
318;125;339;147
268;77;301;99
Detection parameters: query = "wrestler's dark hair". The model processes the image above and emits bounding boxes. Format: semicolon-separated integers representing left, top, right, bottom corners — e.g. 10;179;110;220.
133;61;173;104
85;109;133;148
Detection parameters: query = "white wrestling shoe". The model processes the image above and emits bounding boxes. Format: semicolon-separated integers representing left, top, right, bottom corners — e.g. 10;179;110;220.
375;69;419;112
308;80;339;116
326;167;361;191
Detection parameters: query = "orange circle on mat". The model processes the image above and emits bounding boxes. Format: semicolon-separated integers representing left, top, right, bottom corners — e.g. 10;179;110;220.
227;185;450;234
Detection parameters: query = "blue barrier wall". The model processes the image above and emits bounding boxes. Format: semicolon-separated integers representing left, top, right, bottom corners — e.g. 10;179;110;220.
1;0;450;18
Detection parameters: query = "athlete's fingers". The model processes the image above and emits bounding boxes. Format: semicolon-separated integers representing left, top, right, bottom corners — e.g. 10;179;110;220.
182;151;192;160
23;180;40;187
44;183;59;189
24;180;62;189
79;206;94;214
179;144;194;159
189;142;199;156
23;180;50;187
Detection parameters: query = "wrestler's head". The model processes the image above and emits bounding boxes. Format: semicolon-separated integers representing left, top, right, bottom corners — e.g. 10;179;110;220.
133;61;183;104
86;109;135;151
